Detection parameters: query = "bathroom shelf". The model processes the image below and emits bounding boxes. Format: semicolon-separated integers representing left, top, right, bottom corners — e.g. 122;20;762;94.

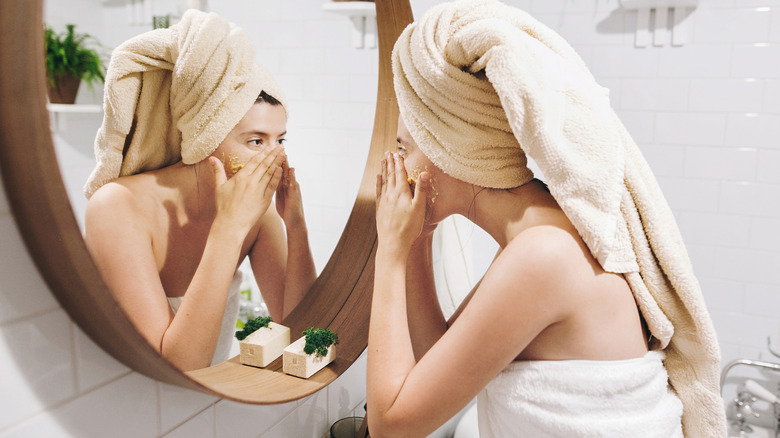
619;0;699;47
47;103;102;113
322;1;377;49
47;103;102;131
619;0;699;8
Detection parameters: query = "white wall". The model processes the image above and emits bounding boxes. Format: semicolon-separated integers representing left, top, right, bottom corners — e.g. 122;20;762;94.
3;0;779;436
446;0;780;425
531;0;780;388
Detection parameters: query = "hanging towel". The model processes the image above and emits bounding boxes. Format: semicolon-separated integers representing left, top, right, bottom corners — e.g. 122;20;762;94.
84;9;285;198
392;0;726;436
477;351;684;437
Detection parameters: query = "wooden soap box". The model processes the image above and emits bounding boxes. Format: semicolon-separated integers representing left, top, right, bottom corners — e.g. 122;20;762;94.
283;336;336;379
239;322;290;368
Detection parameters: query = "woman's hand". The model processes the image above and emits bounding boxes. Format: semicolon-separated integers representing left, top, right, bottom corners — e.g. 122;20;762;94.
275;158;306;229
210;145;284;234
375;152;431;257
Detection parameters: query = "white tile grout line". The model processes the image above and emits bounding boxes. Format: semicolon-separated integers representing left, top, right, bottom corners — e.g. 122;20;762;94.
69;321;79;396
0;369;135;436
159;398;220;438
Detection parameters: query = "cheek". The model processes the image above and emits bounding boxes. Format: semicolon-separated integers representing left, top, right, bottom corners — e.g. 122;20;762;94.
212;144;251;178
403;154;430;178
403;157;440;206
226;153;247;176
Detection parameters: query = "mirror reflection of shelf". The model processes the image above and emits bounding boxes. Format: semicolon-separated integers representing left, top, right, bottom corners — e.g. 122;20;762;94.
47;103;102;131
322;1;377;49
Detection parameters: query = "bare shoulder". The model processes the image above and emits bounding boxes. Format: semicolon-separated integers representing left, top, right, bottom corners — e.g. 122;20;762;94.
485;224;599;315
87;181;139;220
497;225;591;281
85;178;155;241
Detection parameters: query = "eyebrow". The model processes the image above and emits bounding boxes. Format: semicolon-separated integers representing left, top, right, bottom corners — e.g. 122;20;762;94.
240;130;287;137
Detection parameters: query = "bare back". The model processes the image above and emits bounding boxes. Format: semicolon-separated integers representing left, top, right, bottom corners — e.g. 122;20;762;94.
448;184;648;363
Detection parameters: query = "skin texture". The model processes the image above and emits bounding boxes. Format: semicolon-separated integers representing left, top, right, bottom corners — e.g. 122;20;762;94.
367;117;649;437
84;102;316;371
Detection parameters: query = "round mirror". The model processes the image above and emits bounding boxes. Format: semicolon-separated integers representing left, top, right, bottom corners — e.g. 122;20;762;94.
0;0;413;403
47;1;379;368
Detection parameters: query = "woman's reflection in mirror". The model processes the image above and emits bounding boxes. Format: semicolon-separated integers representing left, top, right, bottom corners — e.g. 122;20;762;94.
82;11;316;371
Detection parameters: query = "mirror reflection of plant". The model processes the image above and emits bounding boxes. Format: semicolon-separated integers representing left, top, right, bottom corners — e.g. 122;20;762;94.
235;316;272;340
302;327;338;357
44;23;105;88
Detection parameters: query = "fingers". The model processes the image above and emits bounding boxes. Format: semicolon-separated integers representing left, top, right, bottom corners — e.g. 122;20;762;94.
384;152;396;190
392;153;409;188
378;156;387;197
210;156;227;186
286;167;298;188
379;156;388;195
412;171;430;212
265;166;283;199
279;157;290;187
242;145;284;177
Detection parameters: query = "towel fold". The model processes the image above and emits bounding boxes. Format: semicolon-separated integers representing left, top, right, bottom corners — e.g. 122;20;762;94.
477;351;684;438
392;1;726;435
84;9;285;198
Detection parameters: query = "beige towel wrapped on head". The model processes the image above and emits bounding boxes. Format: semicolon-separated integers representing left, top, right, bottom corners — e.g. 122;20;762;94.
393;0;726;436
84;9;286;198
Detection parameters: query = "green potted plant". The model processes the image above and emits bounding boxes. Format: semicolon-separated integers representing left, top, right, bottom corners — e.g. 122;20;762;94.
44;23;105;104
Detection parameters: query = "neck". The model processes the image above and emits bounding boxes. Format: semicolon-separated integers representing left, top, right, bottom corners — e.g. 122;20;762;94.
178;160;216;221
459;179;556;248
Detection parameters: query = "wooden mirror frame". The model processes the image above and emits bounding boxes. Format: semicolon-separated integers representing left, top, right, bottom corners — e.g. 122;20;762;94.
0;0;413;403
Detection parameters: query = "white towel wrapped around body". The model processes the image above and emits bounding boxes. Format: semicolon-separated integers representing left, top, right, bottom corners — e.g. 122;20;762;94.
392;1;726;436
84;9;285;198
167;270;242;366
477;351;684;438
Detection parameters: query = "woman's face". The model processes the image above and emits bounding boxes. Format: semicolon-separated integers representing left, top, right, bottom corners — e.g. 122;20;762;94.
212;102;287;177
396;116;451;223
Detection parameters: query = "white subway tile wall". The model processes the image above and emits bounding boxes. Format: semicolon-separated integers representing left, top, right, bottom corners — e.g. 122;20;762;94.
72;326;129;393
1;0;778;436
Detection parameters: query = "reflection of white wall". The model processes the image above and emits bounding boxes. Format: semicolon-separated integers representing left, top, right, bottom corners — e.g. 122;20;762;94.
2;1;373;437
4;0;780;436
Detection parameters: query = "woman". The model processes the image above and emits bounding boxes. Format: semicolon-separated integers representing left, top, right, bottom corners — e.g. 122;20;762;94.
368;0;725;437
83;11;316;371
